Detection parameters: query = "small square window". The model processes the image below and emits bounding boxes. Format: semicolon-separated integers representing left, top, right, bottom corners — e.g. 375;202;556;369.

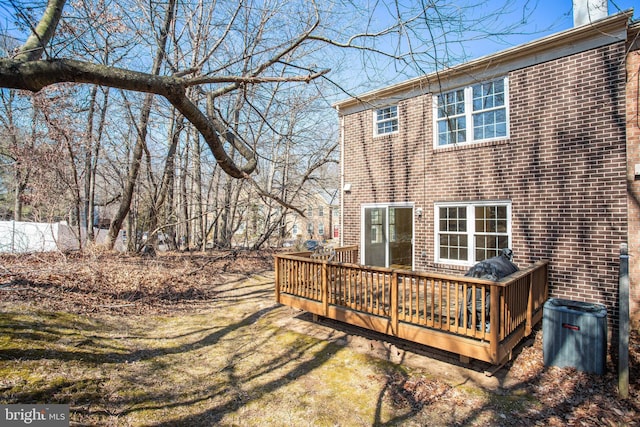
375;105;398;136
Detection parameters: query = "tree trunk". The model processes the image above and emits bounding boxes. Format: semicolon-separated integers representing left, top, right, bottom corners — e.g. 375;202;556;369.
192;125;205;251
83;85;100;240
180;141;189;249
106;0;176;250
13;171;26;222
87;87;109;240
147;108;183;250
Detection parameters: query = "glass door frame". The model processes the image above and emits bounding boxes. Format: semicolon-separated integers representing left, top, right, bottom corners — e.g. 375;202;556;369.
360;203;415;269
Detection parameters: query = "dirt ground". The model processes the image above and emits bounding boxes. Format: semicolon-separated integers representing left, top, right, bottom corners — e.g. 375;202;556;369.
0;250;638;426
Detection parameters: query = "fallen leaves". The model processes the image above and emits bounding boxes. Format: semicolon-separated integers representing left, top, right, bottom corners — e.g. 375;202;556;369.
0;249;638;425
0;250;274;315
386;371;456;409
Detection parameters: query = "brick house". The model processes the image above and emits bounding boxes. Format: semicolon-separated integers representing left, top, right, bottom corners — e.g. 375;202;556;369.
334;10;640;326
288;189;340;243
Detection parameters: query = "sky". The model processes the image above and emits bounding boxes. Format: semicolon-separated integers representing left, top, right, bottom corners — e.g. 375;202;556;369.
0;0;637;102
465;0;636;54
1;1;636;57
337;0;638;95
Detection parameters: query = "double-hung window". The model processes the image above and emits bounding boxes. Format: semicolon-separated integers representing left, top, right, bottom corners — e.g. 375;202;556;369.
435;201;511;265
374;105;398;136
435;77;508;147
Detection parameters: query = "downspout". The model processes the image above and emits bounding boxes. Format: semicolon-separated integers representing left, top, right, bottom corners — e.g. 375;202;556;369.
338;106;345;247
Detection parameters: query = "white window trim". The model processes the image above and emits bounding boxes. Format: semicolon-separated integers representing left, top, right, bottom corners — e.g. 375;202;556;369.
434;200;512;267
360;202;415;269
373;105;399;137
432;77;510;149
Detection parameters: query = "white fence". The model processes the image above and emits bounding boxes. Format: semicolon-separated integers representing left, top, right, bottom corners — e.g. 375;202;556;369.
0;221;125;253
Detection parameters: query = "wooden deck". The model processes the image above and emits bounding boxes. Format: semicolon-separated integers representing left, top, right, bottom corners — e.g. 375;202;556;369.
274;246;548;365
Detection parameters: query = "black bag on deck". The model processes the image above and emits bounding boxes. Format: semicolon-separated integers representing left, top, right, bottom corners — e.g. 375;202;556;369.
460;249;518;330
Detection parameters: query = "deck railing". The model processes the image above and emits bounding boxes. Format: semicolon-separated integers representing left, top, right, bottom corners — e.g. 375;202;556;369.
275;247;548;365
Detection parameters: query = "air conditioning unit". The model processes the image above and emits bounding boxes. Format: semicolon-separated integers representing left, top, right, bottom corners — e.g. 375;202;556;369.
543;298;607;375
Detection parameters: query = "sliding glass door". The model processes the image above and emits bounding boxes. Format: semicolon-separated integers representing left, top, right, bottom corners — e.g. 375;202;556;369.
362;205;413;269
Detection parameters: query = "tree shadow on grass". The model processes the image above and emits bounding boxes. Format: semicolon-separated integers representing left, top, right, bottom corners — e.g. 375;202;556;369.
5;378;105;406
1;300;349;423
27;323;334;423
0;305;279;365
1;303;304;422
147;338;342;426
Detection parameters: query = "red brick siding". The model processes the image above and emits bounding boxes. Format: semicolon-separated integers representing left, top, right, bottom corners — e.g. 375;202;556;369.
342;41;628;322
626;45;640;321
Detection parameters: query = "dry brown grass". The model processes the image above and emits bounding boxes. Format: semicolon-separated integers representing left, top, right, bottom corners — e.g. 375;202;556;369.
0;251;638;426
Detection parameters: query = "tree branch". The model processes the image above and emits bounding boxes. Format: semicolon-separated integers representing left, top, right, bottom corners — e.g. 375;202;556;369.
185;69;330;86
0;54;331;180
14;0;66;61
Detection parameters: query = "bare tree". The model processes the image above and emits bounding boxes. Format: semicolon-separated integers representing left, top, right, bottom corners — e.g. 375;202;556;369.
0;89;30;221
0;0;328;176
0;0;542;251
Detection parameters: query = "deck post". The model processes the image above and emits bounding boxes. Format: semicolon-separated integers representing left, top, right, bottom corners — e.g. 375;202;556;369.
322;261;329;316
619;243;630;398
489;284;500;363
274;256;281;303
391;271;399;335
525;270;534;336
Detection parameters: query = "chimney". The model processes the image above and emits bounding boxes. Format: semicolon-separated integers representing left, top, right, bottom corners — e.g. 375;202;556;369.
573;0;608;27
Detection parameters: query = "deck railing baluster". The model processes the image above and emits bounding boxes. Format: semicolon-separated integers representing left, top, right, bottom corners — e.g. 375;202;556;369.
375;273;380;315
431;283;442;329
408;275;414;323
322;261;328;316
463;284;469;335
423;278;428;326
444;280;449;329
358;269;363;310
430;278;436;328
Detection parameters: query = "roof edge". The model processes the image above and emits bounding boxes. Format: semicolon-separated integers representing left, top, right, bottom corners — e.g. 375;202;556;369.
333;10;633;113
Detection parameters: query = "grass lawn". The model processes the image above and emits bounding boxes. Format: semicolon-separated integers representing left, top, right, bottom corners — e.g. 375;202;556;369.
0;252;637;426
0;273;476;426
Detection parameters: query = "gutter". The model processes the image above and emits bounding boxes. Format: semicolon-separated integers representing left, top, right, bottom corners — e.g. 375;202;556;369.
338;106;345;247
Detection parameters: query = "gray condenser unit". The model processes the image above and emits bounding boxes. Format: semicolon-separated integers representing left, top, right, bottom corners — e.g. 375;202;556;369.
543;298;607;375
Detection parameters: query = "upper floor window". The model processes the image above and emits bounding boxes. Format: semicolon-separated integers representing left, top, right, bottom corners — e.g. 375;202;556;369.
374;105;398;136
318;206;324;217
435;201;511;266
434;77;508;147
